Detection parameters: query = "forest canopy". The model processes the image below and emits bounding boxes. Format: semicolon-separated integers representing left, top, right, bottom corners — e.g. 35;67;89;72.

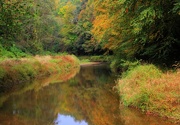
0;0;180;65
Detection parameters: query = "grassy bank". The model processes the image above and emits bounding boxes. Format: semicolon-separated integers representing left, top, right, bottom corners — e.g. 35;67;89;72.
79;55;112;63
116;64;180;123
0;55;80;92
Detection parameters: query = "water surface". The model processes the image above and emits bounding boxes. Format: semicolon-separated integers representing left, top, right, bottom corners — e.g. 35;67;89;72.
0;63;176;125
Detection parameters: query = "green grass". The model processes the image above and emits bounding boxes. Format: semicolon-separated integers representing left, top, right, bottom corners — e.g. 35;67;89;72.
80;59;90;63
79;55;112;62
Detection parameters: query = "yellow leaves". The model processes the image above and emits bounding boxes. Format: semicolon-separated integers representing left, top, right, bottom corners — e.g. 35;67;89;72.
91;0;125;50
95;8;107;13
53;0;60;9
78;9;85;20
82;22;91;29
58;1;76;23
92;14;112;41
92;1;111;40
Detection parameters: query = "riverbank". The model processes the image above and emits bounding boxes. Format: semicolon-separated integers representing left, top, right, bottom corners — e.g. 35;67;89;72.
116;64;180;123
80;62;105;66
79;55;111;67
0;55;80;93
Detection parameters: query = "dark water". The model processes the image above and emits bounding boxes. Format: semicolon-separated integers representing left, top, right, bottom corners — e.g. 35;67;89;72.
0;63;177;125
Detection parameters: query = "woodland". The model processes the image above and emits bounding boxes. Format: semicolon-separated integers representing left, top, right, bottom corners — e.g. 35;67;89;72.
0;0;179;67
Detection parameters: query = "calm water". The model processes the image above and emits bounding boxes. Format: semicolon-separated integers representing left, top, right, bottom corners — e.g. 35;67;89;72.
0;63;177;125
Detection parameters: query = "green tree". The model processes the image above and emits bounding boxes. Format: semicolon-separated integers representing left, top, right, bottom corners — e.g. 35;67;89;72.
0;0;63;55
0;0;32;46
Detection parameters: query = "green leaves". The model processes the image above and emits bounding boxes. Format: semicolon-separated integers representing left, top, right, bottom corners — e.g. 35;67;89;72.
173;0;180;14
115;0;180;64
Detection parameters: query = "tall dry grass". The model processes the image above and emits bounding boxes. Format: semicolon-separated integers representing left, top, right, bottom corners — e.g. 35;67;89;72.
117;64;180;122
0;55;80;92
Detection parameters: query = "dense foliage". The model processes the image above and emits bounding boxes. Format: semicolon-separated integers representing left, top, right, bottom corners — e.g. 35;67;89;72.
91;0;180;66
0;0;180;65
0;0;61;56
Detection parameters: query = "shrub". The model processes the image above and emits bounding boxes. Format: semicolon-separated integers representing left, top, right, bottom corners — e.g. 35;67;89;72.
12;63;37;82
9;44;27;58
0;44;27;59
110;59;140;72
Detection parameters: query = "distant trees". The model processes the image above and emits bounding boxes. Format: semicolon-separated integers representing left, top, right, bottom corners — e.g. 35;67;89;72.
0;0;63;55
0;0;32;45
58;0;104;55
24;0;61;54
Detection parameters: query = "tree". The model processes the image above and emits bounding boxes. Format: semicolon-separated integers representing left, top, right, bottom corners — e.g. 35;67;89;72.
0;0;64;55
92;0;180;65
0;0;32;46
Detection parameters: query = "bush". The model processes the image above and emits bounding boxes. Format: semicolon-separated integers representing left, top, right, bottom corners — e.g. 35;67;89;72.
0;44;27;59
12;63;37;82
9;44;27;58
110;59;140;72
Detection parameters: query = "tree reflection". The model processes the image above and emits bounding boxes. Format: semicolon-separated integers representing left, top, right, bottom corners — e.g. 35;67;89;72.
0;64;176;125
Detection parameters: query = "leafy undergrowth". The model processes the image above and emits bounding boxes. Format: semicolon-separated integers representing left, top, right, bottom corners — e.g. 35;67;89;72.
116;64;180;123
0;55;80;92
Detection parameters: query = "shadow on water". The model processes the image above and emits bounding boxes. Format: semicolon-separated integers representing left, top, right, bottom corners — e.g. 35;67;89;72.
0;63;177;125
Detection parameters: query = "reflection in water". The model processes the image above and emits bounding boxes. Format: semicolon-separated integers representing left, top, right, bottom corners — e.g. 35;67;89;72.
0;63;177;125
54;114;88;125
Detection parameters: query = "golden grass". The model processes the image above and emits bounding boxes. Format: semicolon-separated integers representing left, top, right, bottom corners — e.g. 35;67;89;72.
117;65;180;122
0;55;80;92
150;70;180;120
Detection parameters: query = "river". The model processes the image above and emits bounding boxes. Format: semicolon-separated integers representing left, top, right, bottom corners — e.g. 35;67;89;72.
0;63;176;125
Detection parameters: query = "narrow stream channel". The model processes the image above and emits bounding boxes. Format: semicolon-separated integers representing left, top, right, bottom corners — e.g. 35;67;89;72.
0;63;176;125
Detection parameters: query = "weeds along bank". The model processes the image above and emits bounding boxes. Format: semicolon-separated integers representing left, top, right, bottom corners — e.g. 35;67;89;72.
116;64;180;123
0;55;80;92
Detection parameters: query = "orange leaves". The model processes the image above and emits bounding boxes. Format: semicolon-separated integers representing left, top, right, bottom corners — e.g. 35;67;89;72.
92;14;112;41
90;0;124;50
91;0;111;41
78;9;86;20
95;8;107;13
126;8;129;13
